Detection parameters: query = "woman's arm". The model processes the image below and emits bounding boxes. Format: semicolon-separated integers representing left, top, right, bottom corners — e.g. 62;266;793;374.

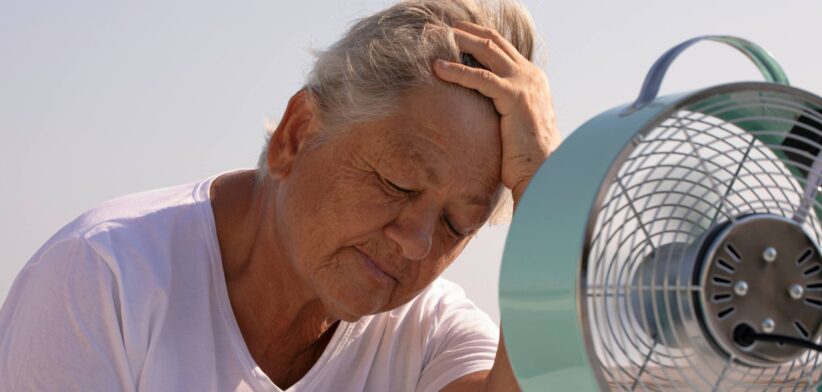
0;237;133;391
440;329;518;392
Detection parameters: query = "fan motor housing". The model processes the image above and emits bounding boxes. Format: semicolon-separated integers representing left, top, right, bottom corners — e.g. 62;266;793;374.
694;214;822;366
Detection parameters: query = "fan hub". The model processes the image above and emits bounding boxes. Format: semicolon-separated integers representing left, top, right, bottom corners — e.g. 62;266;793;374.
696;214;822;366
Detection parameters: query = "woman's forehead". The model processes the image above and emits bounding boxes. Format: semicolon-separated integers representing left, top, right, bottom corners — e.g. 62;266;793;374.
325;84;502;194
391;87;500;149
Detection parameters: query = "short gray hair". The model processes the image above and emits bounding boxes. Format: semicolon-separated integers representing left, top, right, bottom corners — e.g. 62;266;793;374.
258;0;539;222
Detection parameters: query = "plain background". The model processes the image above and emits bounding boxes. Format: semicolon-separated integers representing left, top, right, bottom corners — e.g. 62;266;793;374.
2;0;821;323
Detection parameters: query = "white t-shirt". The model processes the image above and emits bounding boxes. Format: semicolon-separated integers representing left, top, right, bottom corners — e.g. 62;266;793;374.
0;173;498;391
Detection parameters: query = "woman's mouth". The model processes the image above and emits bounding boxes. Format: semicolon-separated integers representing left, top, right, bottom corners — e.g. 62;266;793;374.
354;247;397;285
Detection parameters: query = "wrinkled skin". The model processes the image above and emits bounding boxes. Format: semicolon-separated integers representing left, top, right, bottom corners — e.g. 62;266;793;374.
274;86;503;321
211;21;558;391
212;85;504;388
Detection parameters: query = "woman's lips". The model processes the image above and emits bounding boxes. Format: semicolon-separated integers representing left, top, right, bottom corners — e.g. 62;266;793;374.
355;248;397;284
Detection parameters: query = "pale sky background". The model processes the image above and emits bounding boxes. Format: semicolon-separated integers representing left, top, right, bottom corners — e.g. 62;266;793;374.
2;0;821;323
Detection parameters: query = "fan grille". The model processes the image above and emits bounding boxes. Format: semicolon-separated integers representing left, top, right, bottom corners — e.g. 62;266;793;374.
583;89;822;391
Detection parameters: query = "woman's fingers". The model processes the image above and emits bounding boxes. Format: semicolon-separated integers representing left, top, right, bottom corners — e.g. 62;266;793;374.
435;22;558;202
433;60;512;104
454;21;525;63
451;29;516;75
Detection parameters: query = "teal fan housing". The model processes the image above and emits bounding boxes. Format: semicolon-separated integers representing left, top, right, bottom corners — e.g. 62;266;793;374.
500;36;822;391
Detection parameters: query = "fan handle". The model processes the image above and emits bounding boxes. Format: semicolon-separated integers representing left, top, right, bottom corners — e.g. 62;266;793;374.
622;35;790;115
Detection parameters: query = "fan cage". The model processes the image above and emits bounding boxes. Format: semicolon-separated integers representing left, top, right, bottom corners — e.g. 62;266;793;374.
581;85;822;391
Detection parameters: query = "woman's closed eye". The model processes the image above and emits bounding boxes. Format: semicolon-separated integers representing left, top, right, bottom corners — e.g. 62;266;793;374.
442;216;466;238
379;174;415;195
376;172;470;239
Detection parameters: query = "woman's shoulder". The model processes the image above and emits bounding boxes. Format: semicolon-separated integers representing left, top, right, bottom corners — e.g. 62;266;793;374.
71;179;209;238
19;174;223;304
41;173;222;256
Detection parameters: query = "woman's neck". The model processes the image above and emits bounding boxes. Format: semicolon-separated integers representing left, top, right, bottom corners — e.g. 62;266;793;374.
210;170;339;387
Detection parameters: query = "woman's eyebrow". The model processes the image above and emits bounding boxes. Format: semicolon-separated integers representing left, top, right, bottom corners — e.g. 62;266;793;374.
398;147;442;186
423;165;441;186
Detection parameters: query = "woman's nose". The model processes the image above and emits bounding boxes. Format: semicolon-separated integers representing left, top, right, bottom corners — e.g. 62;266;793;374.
384;203;436;260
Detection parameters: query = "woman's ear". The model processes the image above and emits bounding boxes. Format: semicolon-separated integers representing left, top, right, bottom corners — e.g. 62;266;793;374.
266;89;317;179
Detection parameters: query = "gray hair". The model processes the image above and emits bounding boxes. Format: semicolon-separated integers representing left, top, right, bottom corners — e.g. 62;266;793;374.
258;0;539;222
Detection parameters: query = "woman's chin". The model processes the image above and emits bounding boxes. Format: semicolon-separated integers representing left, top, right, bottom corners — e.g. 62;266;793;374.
313;258;397;320
324;284;392;322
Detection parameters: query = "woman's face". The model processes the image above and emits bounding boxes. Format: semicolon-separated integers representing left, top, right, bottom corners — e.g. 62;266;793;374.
275;86;502;321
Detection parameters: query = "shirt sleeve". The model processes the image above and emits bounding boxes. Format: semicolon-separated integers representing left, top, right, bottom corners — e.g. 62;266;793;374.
416;281;499;392
0;236;134;392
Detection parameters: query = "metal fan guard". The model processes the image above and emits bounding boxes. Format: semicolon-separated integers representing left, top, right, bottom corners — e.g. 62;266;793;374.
580;83;822;391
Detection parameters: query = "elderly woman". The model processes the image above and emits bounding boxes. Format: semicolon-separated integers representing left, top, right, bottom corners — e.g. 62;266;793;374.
0;0;557;390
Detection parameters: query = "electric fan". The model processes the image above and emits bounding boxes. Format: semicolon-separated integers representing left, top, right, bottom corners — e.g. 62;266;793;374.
500;36;822;391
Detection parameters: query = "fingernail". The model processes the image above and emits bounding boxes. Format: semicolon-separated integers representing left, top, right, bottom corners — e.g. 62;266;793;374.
434;59;450;69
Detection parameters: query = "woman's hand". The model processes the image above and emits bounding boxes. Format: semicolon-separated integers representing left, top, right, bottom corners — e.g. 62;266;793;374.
433;21;559;206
